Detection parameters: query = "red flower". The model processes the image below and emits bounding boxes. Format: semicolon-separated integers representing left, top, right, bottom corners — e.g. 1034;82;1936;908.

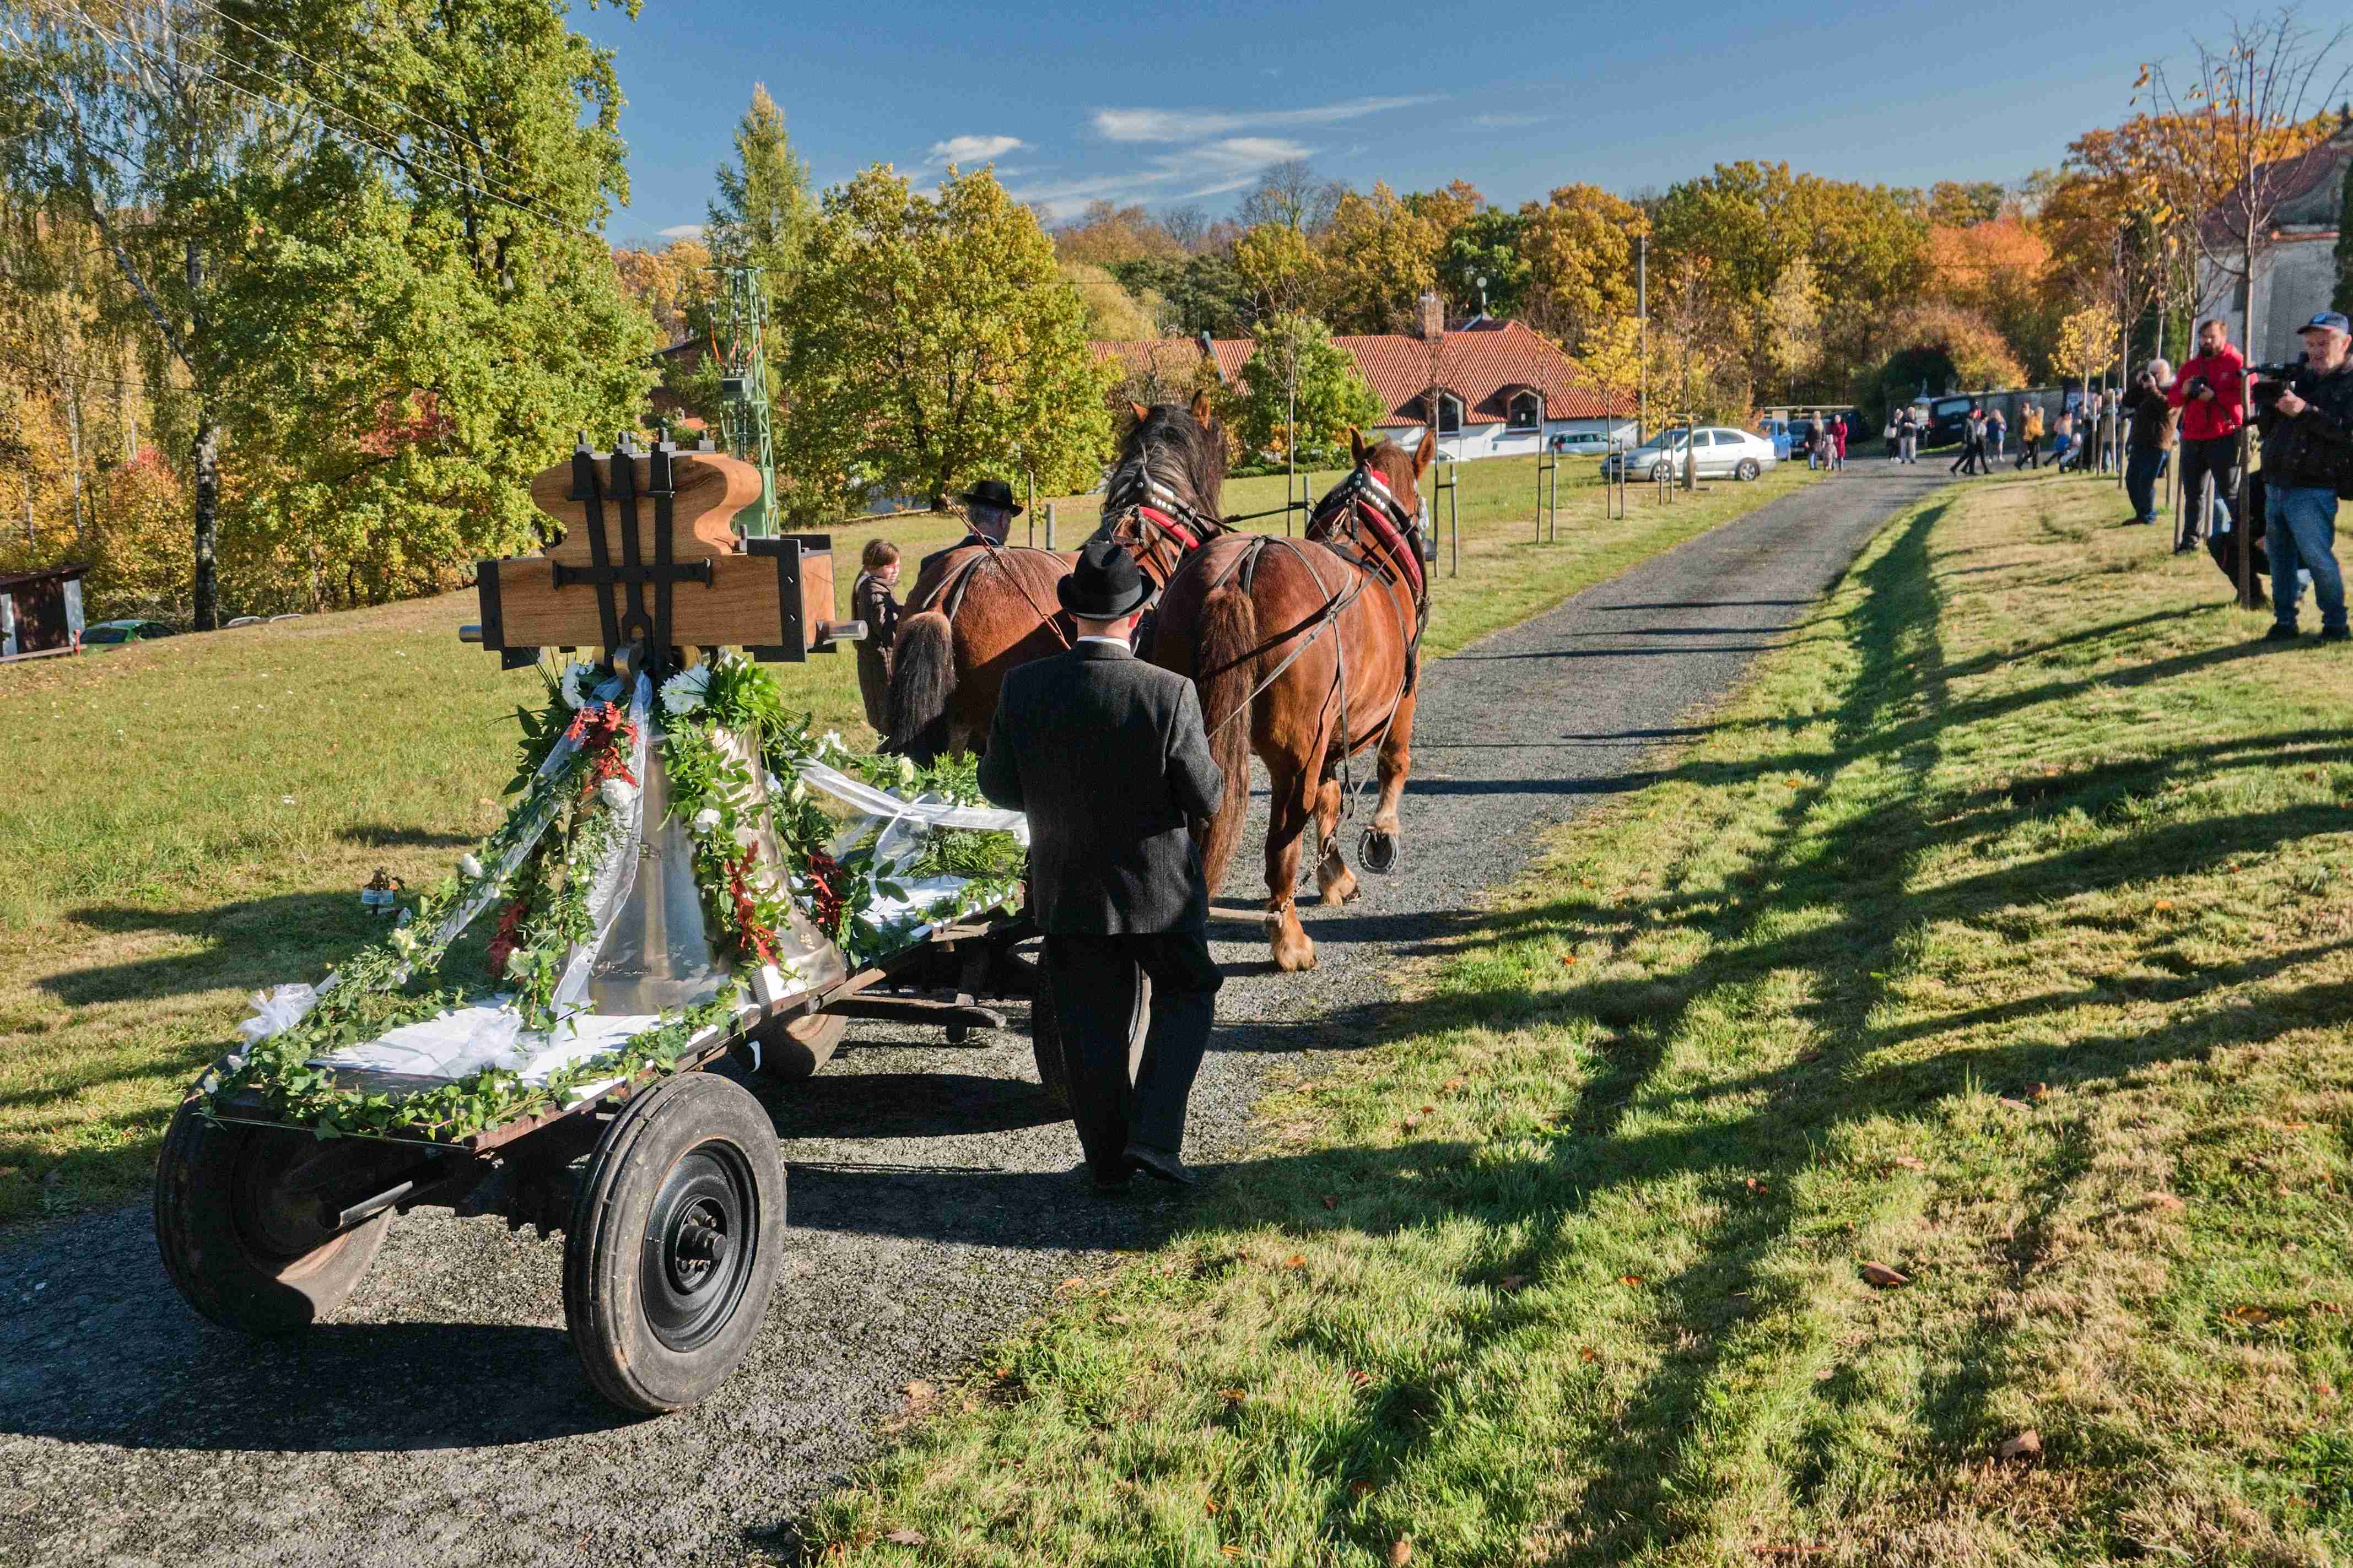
486;895;531;981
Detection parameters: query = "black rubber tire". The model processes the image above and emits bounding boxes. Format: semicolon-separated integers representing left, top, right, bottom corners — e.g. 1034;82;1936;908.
745;1010;846;1082
153;1101;394;1335
562;1072;786;1415
1029;956;1150;1111
1735;458;1761;481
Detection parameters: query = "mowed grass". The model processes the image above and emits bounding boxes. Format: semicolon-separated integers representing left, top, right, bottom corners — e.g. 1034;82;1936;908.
805;472;2353;1565
0;454;1807;1229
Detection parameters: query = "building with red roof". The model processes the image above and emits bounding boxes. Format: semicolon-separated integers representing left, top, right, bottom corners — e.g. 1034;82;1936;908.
1094;293;1634;462
2200;118;2353;366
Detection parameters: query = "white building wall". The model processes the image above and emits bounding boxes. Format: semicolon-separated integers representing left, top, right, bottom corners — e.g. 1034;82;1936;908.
1385;416;1638;462
2205;234;2341;367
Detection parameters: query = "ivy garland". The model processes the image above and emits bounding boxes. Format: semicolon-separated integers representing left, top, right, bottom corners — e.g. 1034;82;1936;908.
207;654;1028;1145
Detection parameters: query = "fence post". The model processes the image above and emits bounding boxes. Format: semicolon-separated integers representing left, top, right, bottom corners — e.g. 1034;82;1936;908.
1044;501;1055;551
1547;452;1558;543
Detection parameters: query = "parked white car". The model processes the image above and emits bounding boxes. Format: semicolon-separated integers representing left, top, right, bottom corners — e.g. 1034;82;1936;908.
1600;426;1778;483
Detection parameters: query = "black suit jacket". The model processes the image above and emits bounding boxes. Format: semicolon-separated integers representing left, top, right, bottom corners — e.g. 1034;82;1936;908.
978;641;1224;935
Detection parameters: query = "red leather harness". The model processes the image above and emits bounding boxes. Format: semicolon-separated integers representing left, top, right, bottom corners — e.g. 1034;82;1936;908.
1308;465;1426;606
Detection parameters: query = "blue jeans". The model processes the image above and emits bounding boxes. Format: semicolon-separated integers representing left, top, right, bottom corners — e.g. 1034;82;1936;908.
2125;445;2166;521
2269;484;2346;632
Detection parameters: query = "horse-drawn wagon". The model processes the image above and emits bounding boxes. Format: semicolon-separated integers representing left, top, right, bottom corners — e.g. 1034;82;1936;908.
150;431;1142;1414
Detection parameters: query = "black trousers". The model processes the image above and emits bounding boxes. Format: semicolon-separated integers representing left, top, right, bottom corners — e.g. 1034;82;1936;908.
2177;436;2241;536
1044;929;1221;1177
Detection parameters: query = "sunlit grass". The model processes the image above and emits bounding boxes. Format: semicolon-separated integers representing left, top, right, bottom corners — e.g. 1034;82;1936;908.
804;472;2353;1565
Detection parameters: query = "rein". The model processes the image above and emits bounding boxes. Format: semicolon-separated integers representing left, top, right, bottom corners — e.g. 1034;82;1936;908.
914;537;1072;650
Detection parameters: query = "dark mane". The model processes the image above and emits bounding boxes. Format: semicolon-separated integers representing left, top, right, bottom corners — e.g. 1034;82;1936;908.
1102;403;1227;523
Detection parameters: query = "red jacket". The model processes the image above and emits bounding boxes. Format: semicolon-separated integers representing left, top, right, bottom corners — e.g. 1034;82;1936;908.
2166;346;2247;442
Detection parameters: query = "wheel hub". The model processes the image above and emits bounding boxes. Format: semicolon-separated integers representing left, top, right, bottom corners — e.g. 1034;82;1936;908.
640;1146;758;1352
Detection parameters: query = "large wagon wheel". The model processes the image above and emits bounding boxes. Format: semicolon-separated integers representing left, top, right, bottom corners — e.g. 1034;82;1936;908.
1029;954;1150;1111
154;1101;396;1334
563;1072;786;1415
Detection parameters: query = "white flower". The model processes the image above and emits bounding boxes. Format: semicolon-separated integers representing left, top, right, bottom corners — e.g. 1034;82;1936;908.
558;660;597;711
598;777;638;811
787;778;806;805
457;853;484;880
660;664;712;717
692;807;722;834
389;926;418;954
819;729;845;758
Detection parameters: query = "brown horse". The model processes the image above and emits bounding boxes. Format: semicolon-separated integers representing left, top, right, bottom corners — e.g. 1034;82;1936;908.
884;392;1228;763
1150;428;1431;971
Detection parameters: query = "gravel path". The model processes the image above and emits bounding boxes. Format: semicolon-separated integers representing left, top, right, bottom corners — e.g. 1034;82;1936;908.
0;466;1944;1567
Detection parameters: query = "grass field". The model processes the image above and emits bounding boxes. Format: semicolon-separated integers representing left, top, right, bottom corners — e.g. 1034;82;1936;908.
804;471;2353;1565
0;453;1809;1230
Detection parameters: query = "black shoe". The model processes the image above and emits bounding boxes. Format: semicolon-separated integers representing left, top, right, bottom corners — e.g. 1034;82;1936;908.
2323;626;2350;643
2173;542;2197;555
2264;623;2301;642
1087;1163;1132;1193
1124;1143;1197;1186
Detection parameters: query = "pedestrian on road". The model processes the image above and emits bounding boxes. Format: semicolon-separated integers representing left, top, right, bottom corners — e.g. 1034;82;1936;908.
2254;311;2353;644
2120;360;2178;529
1899;408;1920;464
1804;415;1824;471
1988;406;2007;460
2167;318;2248;553
1829;415;1848;471
978;539;1227;1191
2096;394;2120;474
851;539;902;733
1950;405;1990;475
2050;408;2075;470
2016;401;2044;468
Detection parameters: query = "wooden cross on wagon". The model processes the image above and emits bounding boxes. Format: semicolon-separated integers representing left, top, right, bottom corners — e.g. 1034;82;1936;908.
463;429;858;675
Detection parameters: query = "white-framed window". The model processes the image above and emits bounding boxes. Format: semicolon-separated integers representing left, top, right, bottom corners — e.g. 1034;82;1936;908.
1433;392;1463;435
1506;390;1542;430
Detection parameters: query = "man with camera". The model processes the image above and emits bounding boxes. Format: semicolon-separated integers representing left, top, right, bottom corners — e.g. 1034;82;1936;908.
2253;311;2353;644
2119;359;2177;528
2167;318;2248;553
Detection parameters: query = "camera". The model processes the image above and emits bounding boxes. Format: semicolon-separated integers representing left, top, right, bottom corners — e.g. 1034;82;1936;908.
2249;357;2307;407
2183;374;2212;398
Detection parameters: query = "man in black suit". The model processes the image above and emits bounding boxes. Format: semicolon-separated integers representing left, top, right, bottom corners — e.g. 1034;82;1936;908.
978;538;1226;1191
917;478;1024;576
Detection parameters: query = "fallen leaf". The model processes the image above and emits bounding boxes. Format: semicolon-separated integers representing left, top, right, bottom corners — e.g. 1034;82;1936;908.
1322;1195;1338;1210
1350;1479;1376;1499
902;1380;935;1411
1500;1273;1529;1293
1998;1097;2033;1112
1860;1262;1909;1288
1219;1387;1248;1404
1348;1368;1372;1387
1996;1429;2042;1461
1400;1117;1421;1133
2024;1082;2051;1101
1561;953;1578;966
2152;899;2174;912
1221;1546;1243;1560
2149;1193;2186;1213
1284;1254;1307;1269
1442;1077;1465;1093
1888;1155;1926;1172
1745;1176;1768;1194
1578;1347;1599;1363
1205;1500;1220;1516
1389;1540;1413;1566
884;1528;926;1546
1059;1277;1085;1291
1618;1274;1644;1287
2225;1304;2273;1324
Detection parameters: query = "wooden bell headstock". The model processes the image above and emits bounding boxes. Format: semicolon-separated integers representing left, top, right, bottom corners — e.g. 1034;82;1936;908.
466;430;854;673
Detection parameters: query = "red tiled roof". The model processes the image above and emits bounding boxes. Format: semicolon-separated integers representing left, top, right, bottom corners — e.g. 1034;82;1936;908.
1093;319;1624;426
2203;124;2353;245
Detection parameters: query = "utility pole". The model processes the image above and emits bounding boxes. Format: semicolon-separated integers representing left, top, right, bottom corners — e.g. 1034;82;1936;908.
715;265;776;538
1635;235;1649;442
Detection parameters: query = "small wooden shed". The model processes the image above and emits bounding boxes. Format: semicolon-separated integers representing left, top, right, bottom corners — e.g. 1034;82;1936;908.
0;563;91;661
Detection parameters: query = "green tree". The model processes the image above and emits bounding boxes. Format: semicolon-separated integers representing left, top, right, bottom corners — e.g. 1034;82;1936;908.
707;85;812;282
1232;221;1321;321
1106;253;1251;337
1231;313;1382;461
1518;183;1646;354
1438;208;1528;319
776;164;1115;512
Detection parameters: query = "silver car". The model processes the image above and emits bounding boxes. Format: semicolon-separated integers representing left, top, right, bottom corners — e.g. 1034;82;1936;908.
1600;426;1779;483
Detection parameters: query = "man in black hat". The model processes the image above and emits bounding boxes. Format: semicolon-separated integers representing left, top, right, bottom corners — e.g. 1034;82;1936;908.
919;478;1025;575
977;538;1226;1191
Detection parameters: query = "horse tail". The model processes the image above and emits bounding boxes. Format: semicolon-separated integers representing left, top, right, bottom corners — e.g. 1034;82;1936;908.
1192;581;1258;894
884;609;957;763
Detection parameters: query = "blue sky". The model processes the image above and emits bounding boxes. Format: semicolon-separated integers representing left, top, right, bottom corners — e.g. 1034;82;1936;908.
577;0;2241;247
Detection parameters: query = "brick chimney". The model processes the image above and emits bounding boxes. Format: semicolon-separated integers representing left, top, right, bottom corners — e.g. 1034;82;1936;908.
1415;290;1444;341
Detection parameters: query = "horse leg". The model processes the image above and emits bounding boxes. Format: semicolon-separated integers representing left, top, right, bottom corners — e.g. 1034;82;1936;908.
1263;751;1323;972
1313;772;1358;906
1361;691;1416;874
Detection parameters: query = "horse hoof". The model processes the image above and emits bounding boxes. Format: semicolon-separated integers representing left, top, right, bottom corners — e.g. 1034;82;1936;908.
1359;830;1398;875
1273;940;1317;972
1318;870;1358;907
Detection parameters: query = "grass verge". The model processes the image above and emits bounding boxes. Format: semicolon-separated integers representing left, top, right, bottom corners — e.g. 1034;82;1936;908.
805;471;2353;1565
0;457;1806;1229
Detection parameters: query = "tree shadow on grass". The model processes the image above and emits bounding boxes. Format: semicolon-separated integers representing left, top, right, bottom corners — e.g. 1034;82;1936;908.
45;894;377;1009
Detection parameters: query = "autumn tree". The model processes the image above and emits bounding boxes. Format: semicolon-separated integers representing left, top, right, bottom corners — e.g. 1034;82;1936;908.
1316;183;1444;334
1232;220;1322;322
1924;217;2057;375
777;165;1115;512
1060;260;1162;338
613;237;714;345
1106;253;1251;337
1517;183;1645;355
1237;160;1346;234
1054;201;1184;264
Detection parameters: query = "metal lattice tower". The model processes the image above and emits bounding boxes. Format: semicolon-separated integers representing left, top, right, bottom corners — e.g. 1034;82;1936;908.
715;266;775;538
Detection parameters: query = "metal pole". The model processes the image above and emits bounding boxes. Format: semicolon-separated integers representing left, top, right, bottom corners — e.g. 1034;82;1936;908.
1548;453;1558;543
1636;235;1648;442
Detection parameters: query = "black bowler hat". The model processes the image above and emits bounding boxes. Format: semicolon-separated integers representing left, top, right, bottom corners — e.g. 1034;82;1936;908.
1057;537;1151;619
958;478;1024;516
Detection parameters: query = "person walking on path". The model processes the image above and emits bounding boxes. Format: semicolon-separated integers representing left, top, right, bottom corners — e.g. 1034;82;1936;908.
1804;415;1825;471
2016;401;2044;468
2167;318;2248;554
2096;393;2120;474
1950;405;1990;475
2255;311;2353;644
1829;414;1848;472
851;539;902;733
1898;408;1919;464
1988;406;2007;461
2050;407;2075;471
2120;360;2178;529
978;539;1227;1190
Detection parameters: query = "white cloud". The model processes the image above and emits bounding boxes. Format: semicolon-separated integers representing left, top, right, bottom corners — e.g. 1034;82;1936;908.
1092;96;1439;143
1469;112;1554;129
1009;137;1314;221
658;223;705;241
929;133;1027;165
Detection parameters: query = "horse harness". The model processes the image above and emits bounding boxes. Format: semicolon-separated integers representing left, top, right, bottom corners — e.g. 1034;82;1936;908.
910;536;1072;649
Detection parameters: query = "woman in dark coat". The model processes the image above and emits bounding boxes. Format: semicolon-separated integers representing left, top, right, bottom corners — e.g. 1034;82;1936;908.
852;538;902;734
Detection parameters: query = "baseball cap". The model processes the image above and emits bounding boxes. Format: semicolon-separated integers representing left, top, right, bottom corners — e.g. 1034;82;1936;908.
2300;310;2351;335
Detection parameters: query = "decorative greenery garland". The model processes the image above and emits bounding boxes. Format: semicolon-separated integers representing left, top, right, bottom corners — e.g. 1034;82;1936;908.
206;655;1027;1143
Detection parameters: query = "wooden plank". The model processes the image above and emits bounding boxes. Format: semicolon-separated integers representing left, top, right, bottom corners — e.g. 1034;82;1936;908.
488;551;800;648
528;450;761;564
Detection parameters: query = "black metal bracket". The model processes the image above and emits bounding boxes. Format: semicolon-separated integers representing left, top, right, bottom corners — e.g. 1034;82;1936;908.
564;428;699;682
742;535;805;663
552;560;715;590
